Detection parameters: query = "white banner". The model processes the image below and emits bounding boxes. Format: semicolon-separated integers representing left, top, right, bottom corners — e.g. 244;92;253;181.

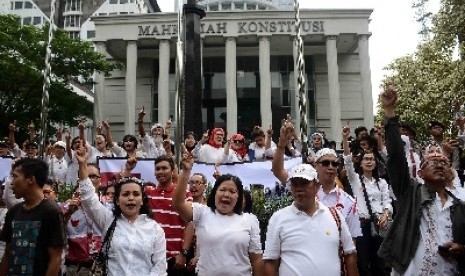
97;157;302;189
0;157;14;184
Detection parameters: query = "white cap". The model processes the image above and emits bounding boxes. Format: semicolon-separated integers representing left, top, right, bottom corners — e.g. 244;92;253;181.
53;141;66;149
314;148;337;162
288;164;318;182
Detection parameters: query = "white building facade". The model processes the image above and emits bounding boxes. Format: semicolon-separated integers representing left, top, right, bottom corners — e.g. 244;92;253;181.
93;8;374;142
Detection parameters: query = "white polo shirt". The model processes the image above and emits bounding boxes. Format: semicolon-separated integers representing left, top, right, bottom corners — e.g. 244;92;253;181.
264;202;356;276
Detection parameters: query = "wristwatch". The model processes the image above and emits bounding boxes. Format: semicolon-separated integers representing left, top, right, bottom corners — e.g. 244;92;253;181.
181;249;189;257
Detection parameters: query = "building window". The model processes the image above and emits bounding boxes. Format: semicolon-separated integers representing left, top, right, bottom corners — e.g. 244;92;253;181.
23;17;32;25
87;30;95;38
109;0;118;4
222;3;231;10
14;1;23;10
120;0;128;4
24;1;33;9
33;16;42;25
209;4;218;11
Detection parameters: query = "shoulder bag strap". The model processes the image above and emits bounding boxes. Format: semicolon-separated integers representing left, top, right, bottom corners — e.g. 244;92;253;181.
359;174;374;219
329;206;346;276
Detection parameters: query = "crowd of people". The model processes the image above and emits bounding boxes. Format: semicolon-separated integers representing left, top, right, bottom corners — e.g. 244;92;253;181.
0;85;464;275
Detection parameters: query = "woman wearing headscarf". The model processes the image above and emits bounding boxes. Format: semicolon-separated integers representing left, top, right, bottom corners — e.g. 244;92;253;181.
198;128;231;164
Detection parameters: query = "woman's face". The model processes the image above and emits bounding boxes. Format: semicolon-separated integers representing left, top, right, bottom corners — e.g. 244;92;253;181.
313;136;322;148
214;180;239;215
123;138;136;151
231;139;244;150
105;186;115;201
185;134;196;148
213;131;224;145
116;183;143;221
94;135;107;151
361;154;377;172
253;135;265;147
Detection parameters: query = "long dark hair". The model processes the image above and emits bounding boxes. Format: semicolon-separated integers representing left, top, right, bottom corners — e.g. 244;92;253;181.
207;174;244;215
112;178;152;219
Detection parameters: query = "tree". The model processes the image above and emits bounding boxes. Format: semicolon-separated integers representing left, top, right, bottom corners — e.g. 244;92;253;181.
377;1;465;141
0;14;121;142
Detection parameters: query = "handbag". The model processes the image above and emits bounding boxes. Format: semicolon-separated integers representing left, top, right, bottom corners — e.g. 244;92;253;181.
360;175;392;238
91;218;117;276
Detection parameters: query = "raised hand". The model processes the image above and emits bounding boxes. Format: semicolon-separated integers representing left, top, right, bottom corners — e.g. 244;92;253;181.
342;121;350;137
267;125;273;136
200;129;209;144
180;150;194;171
102;120;110;130
9;120;16;132
125;156;137;172
213;163;221;179
138;106;146;121
380;84;398;109
75;141;89;164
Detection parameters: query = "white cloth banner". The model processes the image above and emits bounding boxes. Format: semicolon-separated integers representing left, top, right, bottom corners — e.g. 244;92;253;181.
0;157;14;184
98;157;302;189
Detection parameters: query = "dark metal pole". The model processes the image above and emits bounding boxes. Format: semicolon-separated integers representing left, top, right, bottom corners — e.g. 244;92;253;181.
183;1;205;134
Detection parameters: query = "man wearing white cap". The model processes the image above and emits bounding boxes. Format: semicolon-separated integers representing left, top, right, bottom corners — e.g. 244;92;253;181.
272;123;362;239
264;163;358;276
45;141;68;184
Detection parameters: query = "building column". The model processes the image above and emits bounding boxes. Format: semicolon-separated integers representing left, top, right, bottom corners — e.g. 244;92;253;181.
158;40;170;124
125;40;137;135
326;35;342;142
225;37;237;134
94;42;106;125
358;34;374;130
259;36;272;129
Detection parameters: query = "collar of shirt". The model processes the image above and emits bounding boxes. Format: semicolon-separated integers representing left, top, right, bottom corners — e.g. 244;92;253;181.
156;183;175;192
291;202;325;216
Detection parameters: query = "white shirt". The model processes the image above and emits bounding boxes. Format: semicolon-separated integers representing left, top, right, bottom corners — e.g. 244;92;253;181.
198;144;229;164
392;195;458;275
263;203;356;276
192;203;262;276
79;178;167;276
344;155;393;219
141;134;166;158
248;141;277;161
317;185;362;237
45;155;68;184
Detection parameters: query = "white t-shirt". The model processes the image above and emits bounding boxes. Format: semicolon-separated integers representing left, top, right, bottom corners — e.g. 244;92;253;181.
192;203;262;276
263;203;356;276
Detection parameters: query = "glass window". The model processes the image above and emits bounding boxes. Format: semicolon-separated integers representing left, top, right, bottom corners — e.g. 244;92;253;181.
120;0;128;4
33;16;41;25
222;3;231;10
209;4;218;11
109;0;118;4
14;1;23;9
23;17;32;25
25;1;32;8
87;30;95;38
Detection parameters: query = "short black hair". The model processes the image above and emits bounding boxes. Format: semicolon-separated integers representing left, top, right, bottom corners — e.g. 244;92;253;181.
206;174;244;215
122;134;138;148
354;126;368;137
12;158;49;187
155;155;175;170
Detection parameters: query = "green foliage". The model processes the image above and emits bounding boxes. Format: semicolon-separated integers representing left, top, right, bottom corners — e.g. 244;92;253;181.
377;1;465;141
57;184;76;203
0;14;122;140
250;183;293;223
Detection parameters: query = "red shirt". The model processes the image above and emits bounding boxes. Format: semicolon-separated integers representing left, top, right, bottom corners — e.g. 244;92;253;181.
145;183;192;258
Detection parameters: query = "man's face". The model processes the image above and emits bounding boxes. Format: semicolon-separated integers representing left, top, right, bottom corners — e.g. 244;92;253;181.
419;157;449;184
11;166;30;199
88;166;101;190
155;160;173;184
54;146;65;158
357;130;368;140
0;146;8;156
185;135;196;148
123;138;136;151
25;145;38;158
189;174;206;198
315;155;338;184
289;178;320;206
94;135;107;151
430;125;444;137
152;127;163;137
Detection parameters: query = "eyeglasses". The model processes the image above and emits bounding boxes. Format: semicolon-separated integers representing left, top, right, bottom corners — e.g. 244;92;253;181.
421;159;450;169
189;180;204;186
318;160;340;167
233;140;244;144
73;192;81;197
88;174;101;180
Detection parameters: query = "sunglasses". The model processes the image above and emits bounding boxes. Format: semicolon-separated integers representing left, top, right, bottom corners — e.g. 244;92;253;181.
318;160;340;167
189;180;204;185
89;174;101;180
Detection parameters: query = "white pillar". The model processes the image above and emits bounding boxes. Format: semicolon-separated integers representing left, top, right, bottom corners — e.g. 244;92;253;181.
326;35;342;142
259;36;272;129
292;37;300;132
225;37;237;135
125;40;137;135
358;34;374;130
158;40;170;124
94;42;106;125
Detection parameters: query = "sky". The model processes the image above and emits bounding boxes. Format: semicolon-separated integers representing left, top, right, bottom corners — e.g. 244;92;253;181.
158;0;433;113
